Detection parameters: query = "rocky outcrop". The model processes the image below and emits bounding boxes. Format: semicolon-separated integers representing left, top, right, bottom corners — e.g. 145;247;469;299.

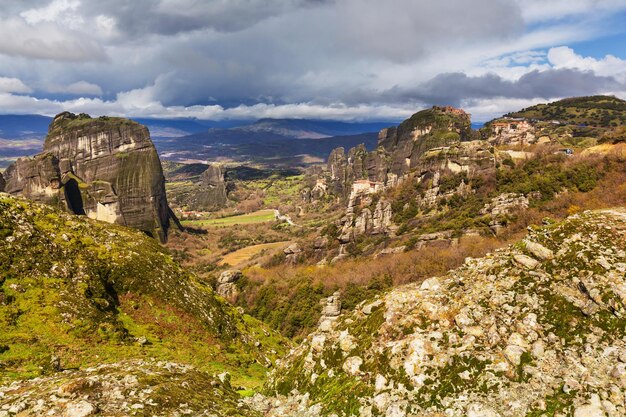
319;107;489;202
2;112;176;242
0;171;5;192
481;193;531;233
216;270;243;303
318;291;342;332
193;164;229;210
481;193;529;217
338;196;393;243
284;243;303;265
0;361;261;417
266;208;626;416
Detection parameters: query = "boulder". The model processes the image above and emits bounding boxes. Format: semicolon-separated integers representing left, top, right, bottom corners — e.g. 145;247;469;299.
64;400;96;417
3;112;177;242
524;240;554;260
216;270;243;303
284;243;303;265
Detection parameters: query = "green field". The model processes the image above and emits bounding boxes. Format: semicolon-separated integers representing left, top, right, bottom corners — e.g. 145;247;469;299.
182;209;276;227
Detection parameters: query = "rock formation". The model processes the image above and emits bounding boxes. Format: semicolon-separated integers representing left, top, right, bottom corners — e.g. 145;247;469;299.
338;194;393;243
315;107;496;252
284;243;303;265
179;164;229;211
2;112;176;242
481;193;532;233
318;291;342;332
216;270;243;303
0;171;5;192
266;208;626;416
319;106;489;202
0;361;261;417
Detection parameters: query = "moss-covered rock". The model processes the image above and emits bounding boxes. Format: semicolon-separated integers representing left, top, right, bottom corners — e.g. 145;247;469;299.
0;360;262;416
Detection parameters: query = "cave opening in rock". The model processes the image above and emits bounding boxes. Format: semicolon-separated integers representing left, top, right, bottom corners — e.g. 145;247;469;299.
64;178;86;215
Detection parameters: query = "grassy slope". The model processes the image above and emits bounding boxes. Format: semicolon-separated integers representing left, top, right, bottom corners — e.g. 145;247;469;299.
219;241;291;267
182;209;276;227
0;195;287;388
505;95;626;127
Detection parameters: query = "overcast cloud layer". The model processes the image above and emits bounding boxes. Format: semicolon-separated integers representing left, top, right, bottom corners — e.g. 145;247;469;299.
1;0;626;121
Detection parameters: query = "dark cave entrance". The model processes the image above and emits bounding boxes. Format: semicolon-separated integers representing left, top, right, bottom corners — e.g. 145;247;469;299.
64;178;86;215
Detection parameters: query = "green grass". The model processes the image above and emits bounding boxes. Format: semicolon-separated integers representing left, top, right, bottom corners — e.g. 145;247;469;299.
183;209;276;227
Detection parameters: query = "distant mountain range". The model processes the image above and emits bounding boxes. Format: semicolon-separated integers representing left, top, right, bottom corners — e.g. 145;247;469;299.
0;115;392;168
153;118;392;166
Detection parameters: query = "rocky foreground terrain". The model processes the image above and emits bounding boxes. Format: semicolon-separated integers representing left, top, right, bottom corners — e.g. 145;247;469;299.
0;361;261;417
5;203;622;416
261;208;626;416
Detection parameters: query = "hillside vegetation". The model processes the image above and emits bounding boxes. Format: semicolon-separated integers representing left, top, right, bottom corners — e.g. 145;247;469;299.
506;95;626;128
0;195;286;389
226;149;626;338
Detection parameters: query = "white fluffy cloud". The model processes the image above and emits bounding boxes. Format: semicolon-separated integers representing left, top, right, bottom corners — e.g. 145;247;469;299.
0;77;32;94
514;0;626;23
0;17;106;61
20;0;82;26
548;46;626;81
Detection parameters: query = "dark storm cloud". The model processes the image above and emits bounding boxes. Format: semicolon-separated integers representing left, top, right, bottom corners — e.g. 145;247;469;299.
0;0;625;120
82;0;330;36
368;69;625;107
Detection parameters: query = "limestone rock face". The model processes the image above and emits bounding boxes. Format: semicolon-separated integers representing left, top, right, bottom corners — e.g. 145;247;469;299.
3;112;175;242
267;209;626;416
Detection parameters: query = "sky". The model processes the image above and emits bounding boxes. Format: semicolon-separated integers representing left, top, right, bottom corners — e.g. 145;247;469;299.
1;0;626;122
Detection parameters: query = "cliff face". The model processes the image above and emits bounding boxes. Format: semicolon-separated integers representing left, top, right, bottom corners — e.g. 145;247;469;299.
3;112;175;242
0;171;5;192
322;106;484;199
378;105;474;175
